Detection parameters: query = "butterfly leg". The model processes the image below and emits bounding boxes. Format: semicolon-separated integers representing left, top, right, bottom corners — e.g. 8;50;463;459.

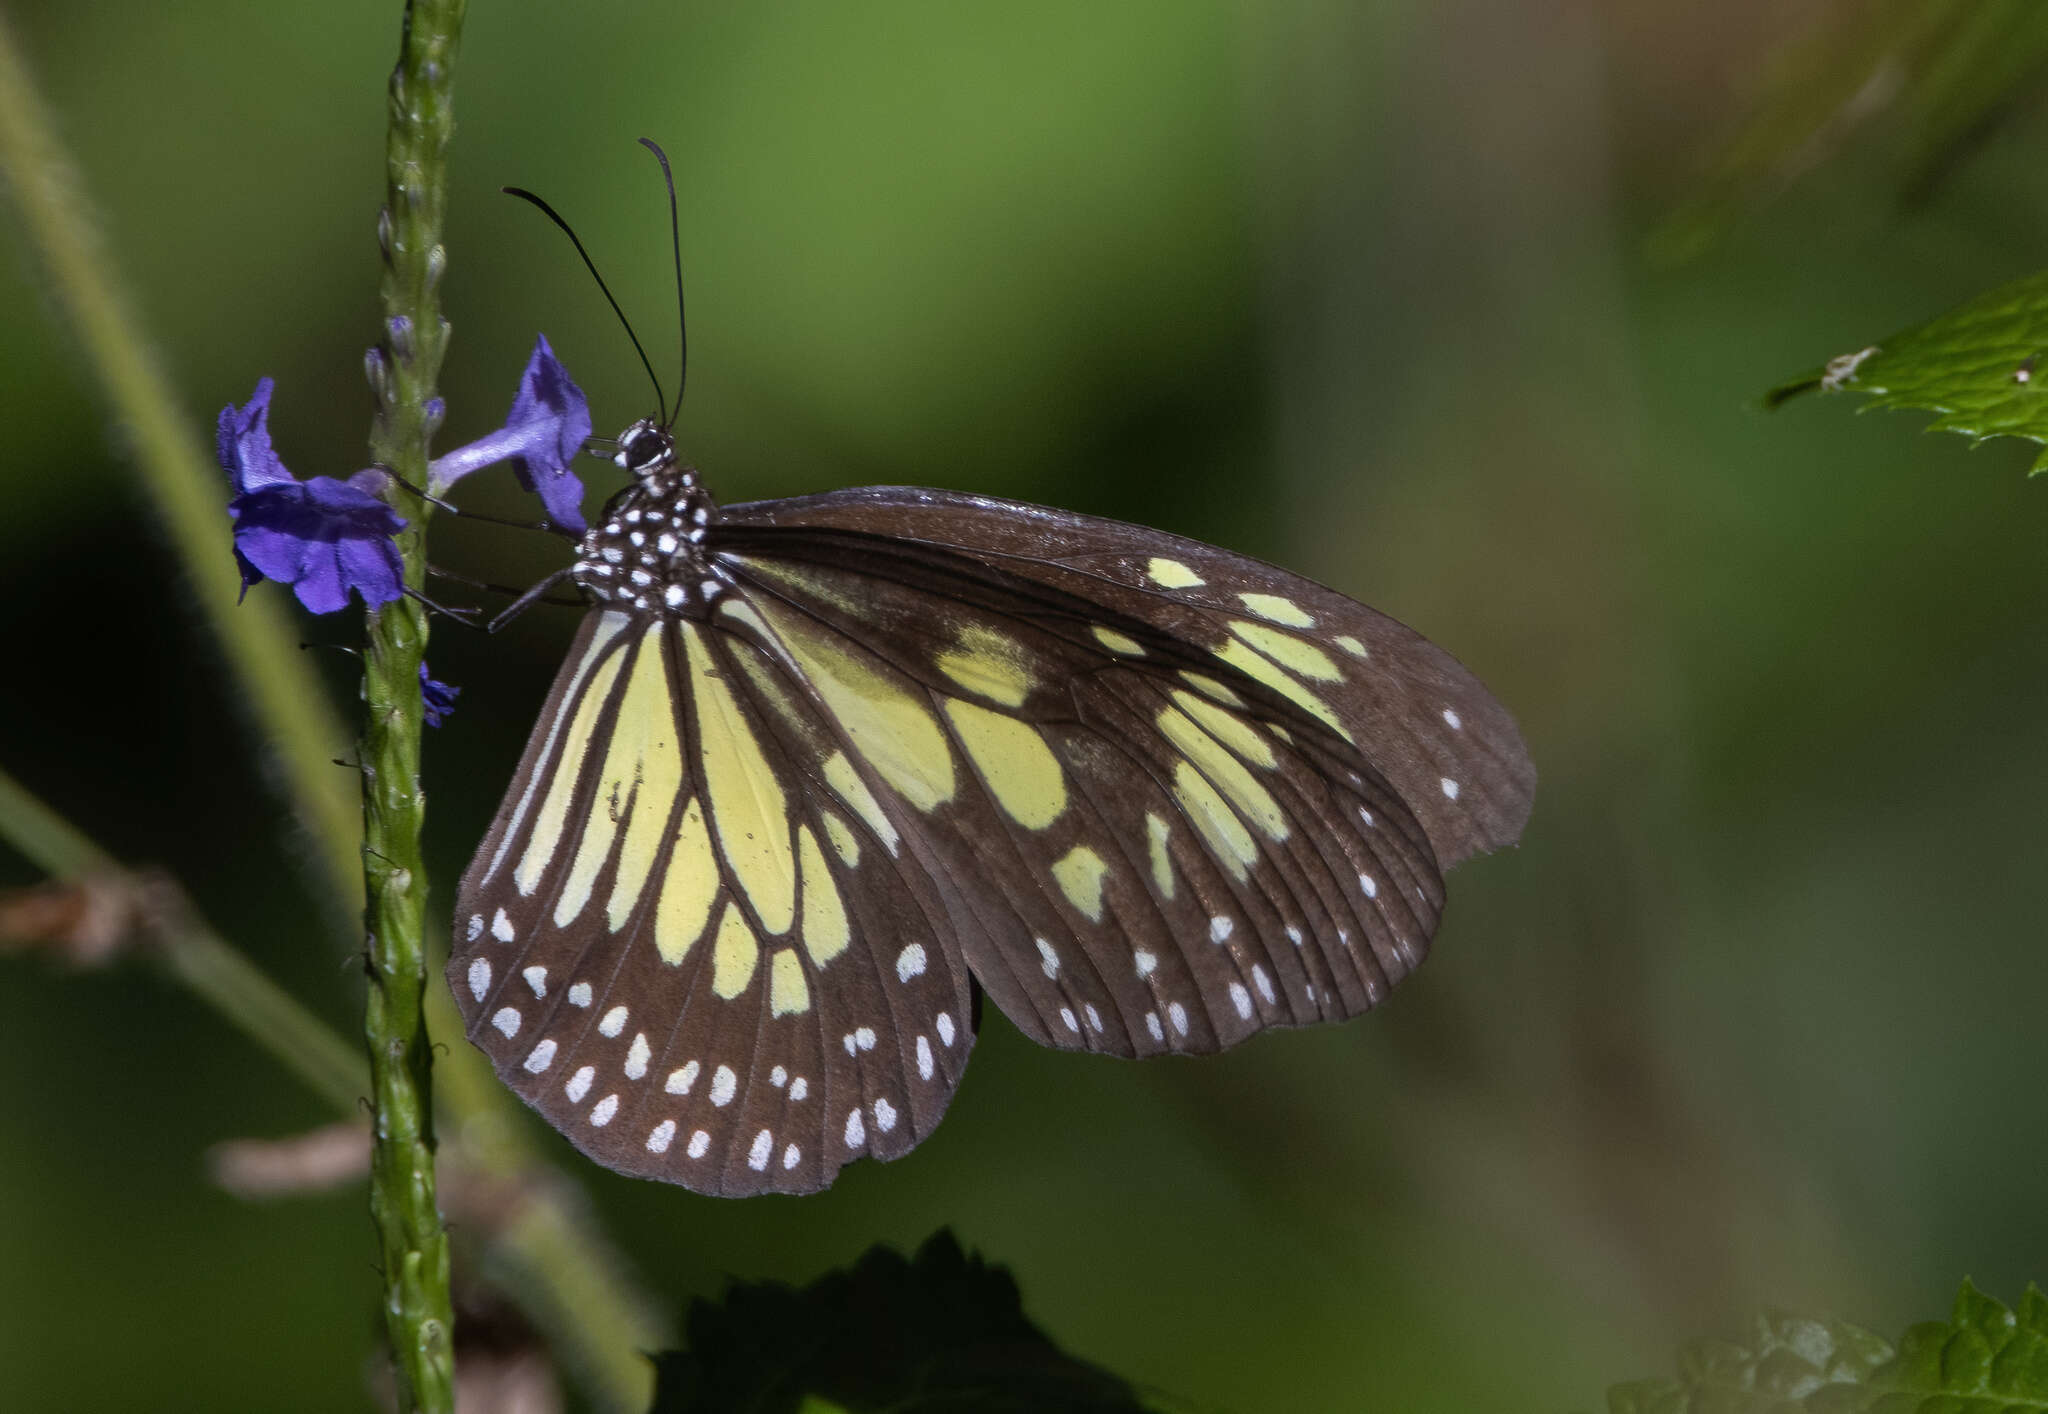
428;564;586;608
377;465;581;539
486;567;579;634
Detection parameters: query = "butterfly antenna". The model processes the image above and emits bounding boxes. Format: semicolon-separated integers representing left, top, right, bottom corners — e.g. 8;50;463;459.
502;184;667;419
637;138;687;427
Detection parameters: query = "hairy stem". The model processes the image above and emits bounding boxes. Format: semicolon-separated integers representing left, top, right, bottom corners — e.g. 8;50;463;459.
360;2;468;1408
0;13;360;902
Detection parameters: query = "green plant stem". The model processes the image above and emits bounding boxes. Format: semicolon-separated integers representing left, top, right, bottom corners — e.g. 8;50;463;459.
359;3;469;1410
0;14;361;903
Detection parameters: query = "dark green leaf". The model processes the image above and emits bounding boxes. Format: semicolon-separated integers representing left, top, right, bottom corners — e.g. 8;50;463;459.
647;1230;1159;1414
1767;268;2048;473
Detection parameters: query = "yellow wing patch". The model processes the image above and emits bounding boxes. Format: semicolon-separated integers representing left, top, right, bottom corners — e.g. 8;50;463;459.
710;901;759;999
936;624;1033;707
1052;845;1110;921
1238;592;1315;628
515;643;629;898
759;602;957;813
769;948;810;1016
796;824;850;967
684;624;797;935
942;698;1068;830
1146;557;1205;589
1228;621;1342;682
654;799;717;965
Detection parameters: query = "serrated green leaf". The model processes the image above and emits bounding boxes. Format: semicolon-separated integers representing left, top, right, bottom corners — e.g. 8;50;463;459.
1595;1283;2048;1412
1767;268;2048;474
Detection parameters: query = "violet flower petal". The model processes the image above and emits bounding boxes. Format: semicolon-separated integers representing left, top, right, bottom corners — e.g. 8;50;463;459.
419;663;460;728
428;334;592;532
217;378;293;494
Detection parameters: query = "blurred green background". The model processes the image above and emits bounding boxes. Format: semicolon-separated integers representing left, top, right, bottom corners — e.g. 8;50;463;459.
4;2;2046;1410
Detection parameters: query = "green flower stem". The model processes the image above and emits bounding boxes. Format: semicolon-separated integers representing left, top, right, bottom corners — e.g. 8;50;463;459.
0;14;360;904
359;3;469;1410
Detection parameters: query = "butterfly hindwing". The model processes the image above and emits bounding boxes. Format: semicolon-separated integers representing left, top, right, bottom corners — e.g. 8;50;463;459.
450;609;975;1197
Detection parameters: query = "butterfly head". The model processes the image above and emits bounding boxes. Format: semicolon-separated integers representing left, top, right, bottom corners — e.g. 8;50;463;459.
613;418;678;481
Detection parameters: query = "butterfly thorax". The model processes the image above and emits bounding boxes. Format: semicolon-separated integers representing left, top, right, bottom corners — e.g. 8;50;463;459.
569;418;724;615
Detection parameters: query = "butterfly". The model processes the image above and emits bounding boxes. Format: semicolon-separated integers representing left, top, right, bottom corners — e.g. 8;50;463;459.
447;410;1534;1196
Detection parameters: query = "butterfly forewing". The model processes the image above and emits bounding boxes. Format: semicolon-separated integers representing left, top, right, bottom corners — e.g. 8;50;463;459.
719;487;1535;867
452;609;975;1197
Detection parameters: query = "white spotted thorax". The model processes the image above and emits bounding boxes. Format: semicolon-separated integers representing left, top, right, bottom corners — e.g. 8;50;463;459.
569;418;723;615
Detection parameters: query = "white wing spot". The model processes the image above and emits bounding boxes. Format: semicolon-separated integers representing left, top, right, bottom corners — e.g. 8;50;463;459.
465;914;484;942
598;1005;628;1038
843;1033;857;1056
686;1129;710;1159
747;1129;773;1171
646;1119;676;1153
1442;707;1462;729
770;1065;787;1088
491;1007;521;1038
1169;1002;1189;1036
1146;1011;1164;1041
1037;938;1060;978
783;1142;801;1170
916;1035;934;1080
873;1097;898;1133
896;943;927;981
1134;949;1158;978
1060;1006;1078;1033
625;1033;651;1080
665;1061;700;1095
1229;981;1253;1019
1209;916;1233;943
565;1066;594;1103
789;1076;809;1101
1440;777;1460;800
522;965;548;997
936;1012;956;1046
522;1039;557;1073
567;982;593;1008
491;908;514;942
710;1065;738;1107
1358;807;1375;828
855;1026;877;1051
1253;965;1275;1003
468;958;492;1002
590;1094;619;1127
1360;873;1378;899
1085;1003;1103;1032
844;1108;866;1148
1285;925;1303;946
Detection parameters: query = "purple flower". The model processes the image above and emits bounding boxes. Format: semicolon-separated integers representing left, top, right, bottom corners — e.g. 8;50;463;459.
420;663;459;728
218;379;407;615
428;336;592;532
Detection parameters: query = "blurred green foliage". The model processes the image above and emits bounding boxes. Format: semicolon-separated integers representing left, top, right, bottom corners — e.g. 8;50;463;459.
4;3;2048;1412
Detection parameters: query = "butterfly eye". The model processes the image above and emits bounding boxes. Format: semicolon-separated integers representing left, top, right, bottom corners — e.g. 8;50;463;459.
614;422;673;474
